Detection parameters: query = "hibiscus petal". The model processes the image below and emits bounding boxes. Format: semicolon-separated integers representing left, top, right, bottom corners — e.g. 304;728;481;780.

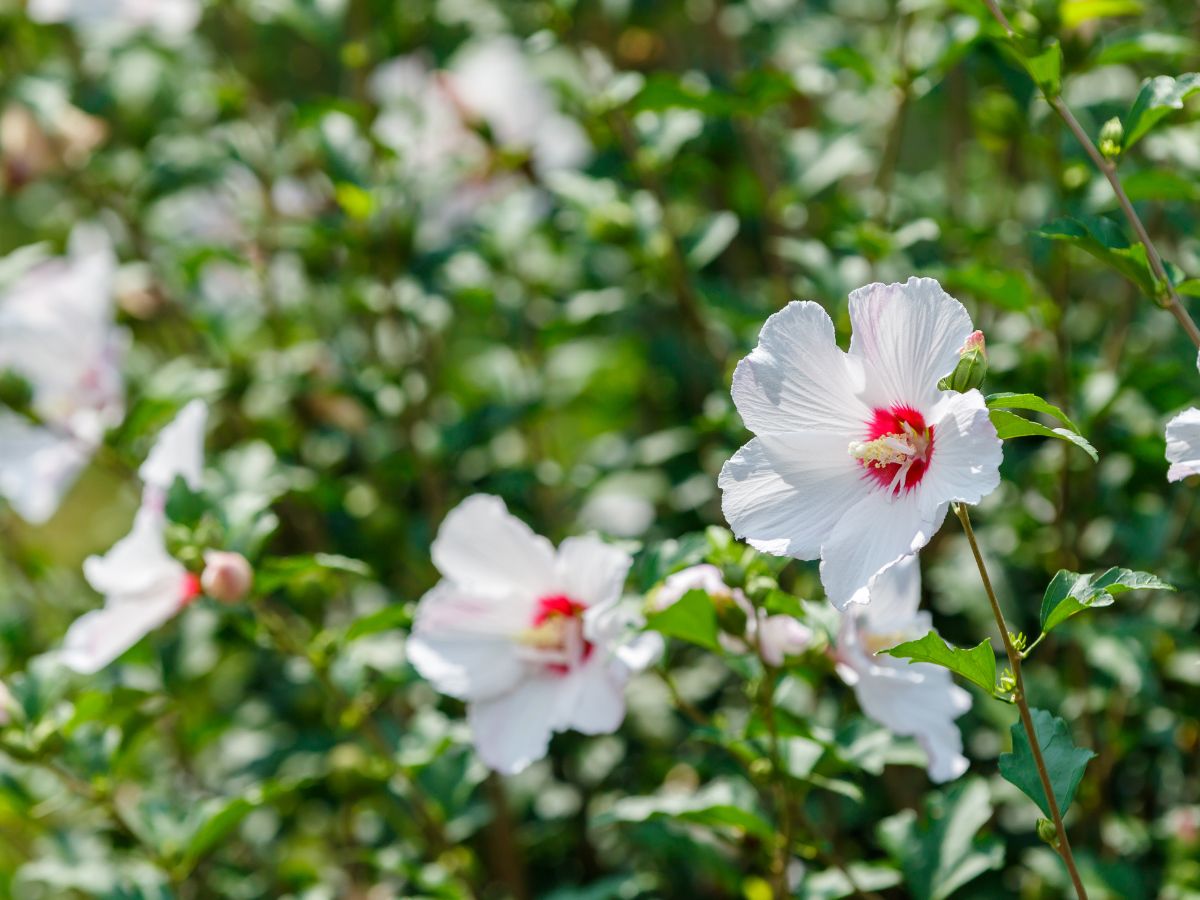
858;554;922;632
407;583;528;701
921;390;1002;507
1166;407;1200;483
720;432;867;559
431;494;557;597
0;412;91;524
820;489;947;609
555;535;632;608
83;508;183;597
467;676;563;774
730;300;869;435
564;661;628;735
139;399;208;493
848;278;974;411
848;658;971;783
58;590;183;674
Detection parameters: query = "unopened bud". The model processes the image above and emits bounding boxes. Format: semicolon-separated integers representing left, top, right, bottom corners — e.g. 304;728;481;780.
1036;817;1060;847
1099;117;1124;160
939;330;987;393
201;551;253;604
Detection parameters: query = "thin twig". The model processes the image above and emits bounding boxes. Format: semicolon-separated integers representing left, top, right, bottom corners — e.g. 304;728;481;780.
954;504;1088;900
981;0;1200;350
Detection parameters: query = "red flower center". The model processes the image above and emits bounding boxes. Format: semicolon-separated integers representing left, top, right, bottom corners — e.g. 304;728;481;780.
526;594;592;675
850;405;935;494
180;572;202;607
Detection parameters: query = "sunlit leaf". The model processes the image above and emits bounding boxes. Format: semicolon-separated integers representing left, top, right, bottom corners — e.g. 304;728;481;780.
1040;567;1174;634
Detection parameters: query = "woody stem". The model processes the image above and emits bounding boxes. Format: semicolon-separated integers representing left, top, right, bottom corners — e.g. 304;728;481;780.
954;504;1088;900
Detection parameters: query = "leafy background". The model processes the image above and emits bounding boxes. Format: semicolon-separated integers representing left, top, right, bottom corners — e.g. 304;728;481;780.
0;0;1198;897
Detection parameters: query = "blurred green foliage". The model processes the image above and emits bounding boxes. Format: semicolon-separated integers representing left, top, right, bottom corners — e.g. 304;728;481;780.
0;0;1199;897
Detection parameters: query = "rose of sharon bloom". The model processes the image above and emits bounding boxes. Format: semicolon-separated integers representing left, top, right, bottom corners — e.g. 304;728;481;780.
26;0;201;41
0;227;125;523
719;278;1002;609
651;564;811;666
446;37;591;177
1165;351;1200;483
835;556;970;783
407;495;662;774
59;401;208;674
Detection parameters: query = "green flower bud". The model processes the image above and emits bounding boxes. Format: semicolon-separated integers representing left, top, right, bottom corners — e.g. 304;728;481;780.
714;592;749;637
939;330;987;393
1099;117;1124;160
1036;817;1060;847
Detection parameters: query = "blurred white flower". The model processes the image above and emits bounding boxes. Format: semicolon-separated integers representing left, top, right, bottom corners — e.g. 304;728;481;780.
446;36;591;176
407;494;662;774
719;277;1002;610
835;556;971;784
27;0;202;42
368;38;589;246
59;400;209;673
0;227;125;523
652;564;811;666
1165;351;1200;483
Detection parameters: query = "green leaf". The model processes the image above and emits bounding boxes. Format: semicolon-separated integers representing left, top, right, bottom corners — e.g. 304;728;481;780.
877;778;1004;900
256;554;372;593
1021;40;1063;97
1060;0;1143;29
800;863;903;900
998;709;1095;818
686;211;739;268
595;780;773;840
645;588;721;652
165;475;211;528
988;409;1099;462
986;392;1080;433
1036;216;1157;296
882;633;998;695
1124;73;1200;150
1040;567;1174;634
344;604;410;642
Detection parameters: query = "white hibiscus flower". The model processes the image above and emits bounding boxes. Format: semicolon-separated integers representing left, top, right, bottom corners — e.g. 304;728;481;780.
59;401;208;674
0;227;125;524
651;564;811;666
407;494;662;775
1165;352;1200;483
26;0;202;42
719;277;1003;610
835;555;971;783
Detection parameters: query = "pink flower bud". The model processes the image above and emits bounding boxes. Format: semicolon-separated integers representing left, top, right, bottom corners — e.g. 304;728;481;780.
201;551;253;604
962;330;986;355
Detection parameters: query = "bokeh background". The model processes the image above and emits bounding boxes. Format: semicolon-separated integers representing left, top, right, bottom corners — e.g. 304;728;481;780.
0;0;1199;897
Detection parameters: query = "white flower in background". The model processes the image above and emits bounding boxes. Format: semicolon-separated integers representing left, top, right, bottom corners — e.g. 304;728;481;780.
719;278;1002;610
446;36;591;176
0;226;125;524
835;556;970;783
59;400;208;674
652;564;811;665
1165;352;1200;483
407;494;662;774
26;0;201;42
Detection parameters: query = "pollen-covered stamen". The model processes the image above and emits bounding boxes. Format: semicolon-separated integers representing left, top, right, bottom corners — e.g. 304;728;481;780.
850;405;935;495
517;594;592;674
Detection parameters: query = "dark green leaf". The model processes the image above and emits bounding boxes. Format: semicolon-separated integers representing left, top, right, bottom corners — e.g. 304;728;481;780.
1040;567;1174;634
1036;216;1157;296
877;778;1005;900
882;632;997;695
998;709;1095;818
645;588;721;652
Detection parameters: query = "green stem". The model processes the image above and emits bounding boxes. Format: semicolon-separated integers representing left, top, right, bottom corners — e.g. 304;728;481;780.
954;504;1088;899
